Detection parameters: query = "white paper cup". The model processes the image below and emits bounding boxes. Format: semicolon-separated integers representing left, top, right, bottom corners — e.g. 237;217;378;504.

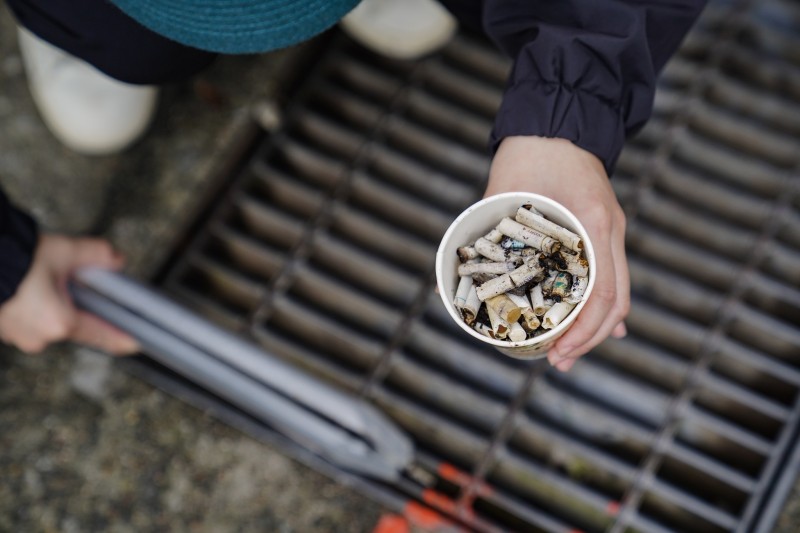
436;192;596;359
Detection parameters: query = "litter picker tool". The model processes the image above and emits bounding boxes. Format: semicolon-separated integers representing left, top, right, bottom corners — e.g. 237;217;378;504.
71;268;413;481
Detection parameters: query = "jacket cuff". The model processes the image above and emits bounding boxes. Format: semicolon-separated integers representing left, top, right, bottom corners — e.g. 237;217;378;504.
0;195;38;305
490;79;626;176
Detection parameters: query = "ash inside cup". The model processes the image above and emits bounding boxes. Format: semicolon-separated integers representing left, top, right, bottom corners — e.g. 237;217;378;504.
452;204;590;342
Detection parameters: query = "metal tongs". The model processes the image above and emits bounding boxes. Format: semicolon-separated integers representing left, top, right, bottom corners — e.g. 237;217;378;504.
71;268;413;481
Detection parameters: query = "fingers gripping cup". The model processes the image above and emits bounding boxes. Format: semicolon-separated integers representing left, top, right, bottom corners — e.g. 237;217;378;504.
436;193;596;359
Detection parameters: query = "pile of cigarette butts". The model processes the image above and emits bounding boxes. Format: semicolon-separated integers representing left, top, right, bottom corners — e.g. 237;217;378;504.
453;204;590;342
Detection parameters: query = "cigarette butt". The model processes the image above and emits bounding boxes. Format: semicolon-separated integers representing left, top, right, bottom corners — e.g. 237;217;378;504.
473;321;494;338
560;247;589;264
507;321;527;342
564;276;589;304
454;275;472;308
542;302;576;329
556;251;589;276
472;272;499;285
457;245;480;262
475;237;517;263
483;228;504;243
562;262;589;277
540;270;558;295
475;261;543;301
497;217;560;254
485;304;509;339
521;310;541;331
485;294;522;323
476;274;515;301
457;261;517;276
515;206;582;252
534;295;555;318
505;291;531;310
461;285;481;324
508;262;543;287
520;204;543;216
530;284;546;316
504;292;539;330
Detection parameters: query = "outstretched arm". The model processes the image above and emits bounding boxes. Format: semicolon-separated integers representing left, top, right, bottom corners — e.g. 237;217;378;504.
477;0;706;369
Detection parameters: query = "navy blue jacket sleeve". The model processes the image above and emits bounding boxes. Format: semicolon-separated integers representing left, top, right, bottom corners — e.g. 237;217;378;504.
0;192;38;305
476;0;706;174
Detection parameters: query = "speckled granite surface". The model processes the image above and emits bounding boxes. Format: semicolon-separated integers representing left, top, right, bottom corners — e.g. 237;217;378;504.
0;350;381;532
0;5;383;531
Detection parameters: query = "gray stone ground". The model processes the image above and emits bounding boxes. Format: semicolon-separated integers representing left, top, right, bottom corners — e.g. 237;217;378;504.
0;5;384;532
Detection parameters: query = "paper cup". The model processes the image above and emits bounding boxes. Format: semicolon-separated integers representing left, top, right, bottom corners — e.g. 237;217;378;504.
436;192;596;359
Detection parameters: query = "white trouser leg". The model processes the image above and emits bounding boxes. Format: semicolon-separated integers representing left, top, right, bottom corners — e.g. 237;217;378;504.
17;26;158;155
340;0;458;60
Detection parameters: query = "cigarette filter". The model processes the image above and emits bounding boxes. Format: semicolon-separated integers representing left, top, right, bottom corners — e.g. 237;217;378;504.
457;245;480;262
485;293;522;323
507;321;527;342
461;285;481;325
542;302;576;329
483;227;505;243
530;284;546;316
453;275;472;309
486;304;509;339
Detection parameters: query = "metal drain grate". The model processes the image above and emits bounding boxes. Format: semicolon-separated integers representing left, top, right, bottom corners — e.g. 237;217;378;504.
138;1;800;531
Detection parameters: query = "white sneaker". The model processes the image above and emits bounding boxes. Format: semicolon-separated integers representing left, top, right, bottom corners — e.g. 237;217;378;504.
340;0;458;60
16;26;158;156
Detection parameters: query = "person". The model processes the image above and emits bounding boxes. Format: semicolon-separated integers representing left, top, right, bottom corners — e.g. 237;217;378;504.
0;0;706;371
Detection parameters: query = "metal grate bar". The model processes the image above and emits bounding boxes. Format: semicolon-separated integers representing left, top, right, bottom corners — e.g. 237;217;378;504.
668;443;756;493
455;363;546;513
485;451;622;531
419;60;505;118
404;322;525;398
696;374;790;425
365;143;478;211
596;335;791;430
511;413;640;485
649;477;739;529
437;34;512;86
